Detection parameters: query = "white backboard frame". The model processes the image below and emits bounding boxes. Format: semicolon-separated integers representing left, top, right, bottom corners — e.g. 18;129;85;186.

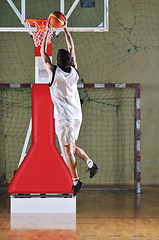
0;0;109;33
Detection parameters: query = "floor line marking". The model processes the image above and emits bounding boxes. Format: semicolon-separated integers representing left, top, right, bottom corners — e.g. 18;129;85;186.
83;235;96;237
108;235;120;237
131;235;144;237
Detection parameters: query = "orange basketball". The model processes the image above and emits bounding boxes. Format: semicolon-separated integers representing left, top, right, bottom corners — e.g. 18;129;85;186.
49;11;65;28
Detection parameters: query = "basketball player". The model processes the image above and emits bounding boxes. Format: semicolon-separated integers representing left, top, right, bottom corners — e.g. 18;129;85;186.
40;19;99;196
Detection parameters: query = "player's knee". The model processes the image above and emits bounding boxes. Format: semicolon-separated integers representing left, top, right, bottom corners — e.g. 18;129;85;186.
65;144;74;157
74;145;83;155
72;160;77;169
72;143;77;154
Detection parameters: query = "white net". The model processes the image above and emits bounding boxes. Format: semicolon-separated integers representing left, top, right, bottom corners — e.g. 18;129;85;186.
25;20;53;47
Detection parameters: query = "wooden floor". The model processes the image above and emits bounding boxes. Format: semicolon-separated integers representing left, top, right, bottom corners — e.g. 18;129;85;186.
0;187;159;240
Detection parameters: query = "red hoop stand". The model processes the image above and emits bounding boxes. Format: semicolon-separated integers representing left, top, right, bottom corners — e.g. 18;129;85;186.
8;20;76;217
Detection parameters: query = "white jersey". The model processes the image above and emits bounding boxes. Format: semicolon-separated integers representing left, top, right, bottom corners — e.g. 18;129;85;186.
49;66;82;121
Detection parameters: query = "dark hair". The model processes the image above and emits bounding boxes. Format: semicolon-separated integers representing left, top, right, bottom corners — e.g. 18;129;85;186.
57;49;71;72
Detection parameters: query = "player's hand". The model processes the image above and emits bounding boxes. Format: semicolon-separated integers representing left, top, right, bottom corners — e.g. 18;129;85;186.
46;19;51;31
63;17;68;29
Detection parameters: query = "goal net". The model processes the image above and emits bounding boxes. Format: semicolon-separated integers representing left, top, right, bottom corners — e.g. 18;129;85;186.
77;83;140;191
0;83;140;192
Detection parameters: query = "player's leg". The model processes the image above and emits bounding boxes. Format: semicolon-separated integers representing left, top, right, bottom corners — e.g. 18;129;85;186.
63;143;78;179
73;119;99;178
72;120;92;164
73;144;89;163
63;143;83;196
55;119;83;196
73;143;99;178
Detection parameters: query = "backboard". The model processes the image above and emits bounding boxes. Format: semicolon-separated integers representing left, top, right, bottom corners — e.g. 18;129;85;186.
0;0;109;33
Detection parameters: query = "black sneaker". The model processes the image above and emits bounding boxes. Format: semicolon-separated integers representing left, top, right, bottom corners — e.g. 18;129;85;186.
72;180;83;196
87;163;99;178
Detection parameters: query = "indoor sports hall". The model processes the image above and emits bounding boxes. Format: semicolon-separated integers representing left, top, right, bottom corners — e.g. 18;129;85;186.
0;0;159;239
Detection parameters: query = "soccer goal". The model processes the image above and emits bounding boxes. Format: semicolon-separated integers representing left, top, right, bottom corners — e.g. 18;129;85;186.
77;83;141;193
0;83;141;193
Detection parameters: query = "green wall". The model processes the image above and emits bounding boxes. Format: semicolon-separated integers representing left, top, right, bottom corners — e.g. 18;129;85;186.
0;0;159;185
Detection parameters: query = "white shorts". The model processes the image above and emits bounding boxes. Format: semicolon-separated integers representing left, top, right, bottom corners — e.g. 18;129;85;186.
55;119;82;146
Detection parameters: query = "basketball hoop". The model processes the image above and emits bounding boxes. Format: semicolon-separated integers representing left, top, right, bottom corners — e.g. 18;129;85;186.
24;19;53;47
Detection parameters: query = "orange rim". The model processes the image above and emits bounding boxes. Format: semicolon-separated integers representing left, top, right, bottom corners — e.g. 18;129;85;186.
24;19;47;29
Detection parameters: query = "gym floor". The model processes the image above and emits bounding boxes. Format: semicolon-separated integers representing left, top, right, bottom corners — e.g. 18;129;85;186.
0;187;159;240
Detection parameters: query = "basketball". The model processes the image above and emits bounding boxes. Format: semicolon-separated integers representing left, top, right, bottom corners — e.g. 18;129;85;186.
49;11;66;28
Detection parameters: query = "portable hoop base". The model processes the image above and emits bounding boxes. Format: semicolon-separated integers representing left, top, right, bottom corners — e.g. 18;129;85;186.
10;194;76;229
10;194;76;214
11;195;76;230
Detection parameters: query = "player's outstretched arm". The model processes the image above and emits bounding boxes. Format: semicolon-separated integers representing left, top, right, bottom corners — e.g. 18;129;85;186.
40;20;54;82
63;19;77;69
